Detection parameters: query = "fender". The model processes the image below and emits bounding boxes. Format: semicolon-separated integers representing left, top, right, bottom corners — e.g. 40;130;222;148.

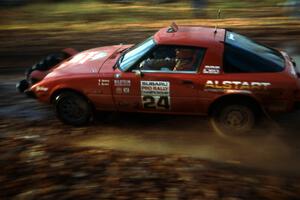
208;92;265;115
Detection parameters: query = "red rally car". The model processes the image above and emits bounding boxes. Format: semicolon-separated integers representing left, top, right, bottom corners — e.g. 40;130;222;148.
17;24;300;134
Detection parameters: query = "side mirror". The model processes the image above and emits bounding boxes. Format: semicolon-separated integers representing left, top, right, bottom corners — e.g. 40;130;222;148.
134;69;144;77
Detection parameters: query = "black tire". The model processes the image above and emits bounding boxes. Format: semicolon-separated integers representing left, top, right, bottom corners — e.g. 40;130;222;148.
210;103;256;137
55;92;93;126
16;79;29;93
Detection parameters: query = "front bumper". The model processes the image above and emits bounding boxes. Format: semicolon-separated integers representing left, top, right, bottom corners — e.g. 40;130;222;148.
24;90;37;99
16;79;36;99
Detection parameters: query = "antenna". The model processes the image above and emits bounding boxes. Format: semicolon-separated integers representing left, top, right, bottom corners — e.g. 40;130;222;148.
214;9;221;34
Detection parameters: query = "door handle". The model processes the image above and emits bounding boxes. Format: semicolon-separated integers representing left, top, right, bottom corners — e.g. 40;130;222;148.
182;80;194;85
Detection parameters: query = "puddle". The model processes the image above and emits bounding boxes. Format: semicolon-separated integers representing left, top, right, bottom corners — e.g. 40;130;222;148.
0;76;53;121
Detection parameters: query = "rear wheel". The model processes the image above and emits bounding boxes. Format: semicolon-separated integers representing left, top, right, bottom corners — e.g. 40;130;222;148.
55;92;93;126
210;103;256;137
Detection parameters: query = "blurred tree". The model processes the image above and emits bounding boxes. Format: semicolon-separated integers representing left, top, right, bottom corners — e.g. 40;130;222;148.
0;0;29;6
102;0;178;3
191;0;208;17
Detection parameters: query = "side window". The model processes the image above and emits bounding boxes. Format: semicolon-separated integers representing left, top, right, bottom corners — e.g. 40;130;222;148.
223;44;283;73
137;45;205;73
223;44;255;73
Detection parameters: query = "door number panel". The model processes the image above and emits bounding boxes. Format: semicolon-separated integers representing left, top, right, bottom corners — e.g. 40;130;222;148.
141;81;170;110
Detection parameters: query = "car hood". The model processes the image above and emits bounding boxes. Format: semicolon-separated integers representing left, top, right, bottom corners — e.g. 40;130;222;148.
46;45;130;78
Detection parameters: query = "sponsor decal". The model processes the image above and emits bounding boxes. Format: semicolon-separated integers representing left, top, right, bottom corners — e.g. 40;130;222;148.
228;33;235;41
204;80;271;91
114;80;131;87
203;66;221;74
35;86;48;92
98;79;110;86
123;87;130;94
141;81;170;110
141;81;169;96
90;52;107;61
69;51;107;64
115;87;130;94
115;87;123;94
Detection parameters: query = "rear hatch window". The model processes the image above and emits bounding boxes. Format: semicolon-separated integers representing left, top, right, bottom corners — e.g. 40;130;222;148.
224;31;285;73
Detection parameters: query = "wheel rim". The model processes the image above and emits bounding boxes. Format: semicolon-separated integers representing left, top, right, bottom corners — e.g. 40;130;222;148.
220;106;252;131
225;110;247;127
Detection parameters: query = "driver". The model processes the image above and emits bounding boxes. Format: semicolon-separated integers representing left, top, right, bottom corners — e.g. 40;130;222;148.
139;55;175;71
139;48;195;71
173;48;195;71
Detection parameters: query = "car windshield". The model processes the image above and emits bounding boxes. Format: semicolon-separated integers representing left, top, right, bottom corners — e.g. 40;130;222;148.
118;37;155;71
225;31;285;71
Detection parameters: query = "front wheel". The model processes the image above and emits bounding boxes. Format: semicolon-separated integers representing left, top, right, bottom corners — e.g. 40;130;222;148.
16;79;29;93
55;92;93;126
210;103;256;137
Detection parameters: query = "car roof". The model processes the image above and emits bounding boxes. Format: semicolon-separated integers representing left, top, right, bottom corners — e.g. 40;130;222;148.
154;26;226;47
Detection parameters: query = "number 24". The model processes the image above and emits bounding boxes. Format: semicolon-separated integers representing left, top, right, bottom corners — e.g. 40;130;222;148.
142;96;170;110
